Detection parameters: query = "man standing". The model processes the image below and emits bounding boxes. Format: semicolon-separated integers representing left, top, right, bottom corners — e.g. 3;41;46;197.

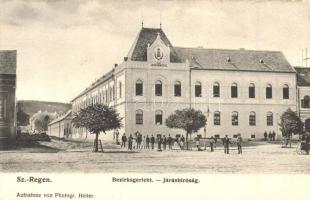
157;135;162;151
162;135;167;150
264;131;268;141
268;131;272;141
142;136;146;149
167;134;172;150
305;132;310;155
146;135;150;149
128;134;133;150
121;133;127;148
272;131;276;141
150;135;155;150
210;136;215;152
223;135;231;154
237;134;243;154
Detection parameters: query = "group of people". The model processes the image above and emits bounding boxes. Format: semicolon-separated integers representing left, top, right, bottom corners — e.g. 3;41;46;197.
301;132;310;154
121;131;175;151
264;131;276;141
121;131;243;154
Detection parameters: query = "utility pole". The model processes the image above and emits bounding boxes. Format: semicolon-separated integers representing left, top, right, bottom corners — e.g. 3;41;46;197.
303;48;310;67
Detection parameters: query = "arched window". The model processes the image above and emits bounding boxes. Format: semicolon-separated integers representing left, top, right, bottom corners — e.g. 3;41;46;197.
136;79;143;96
232;111;238;126
302;95;310;108
267;112;273;126
283;84;289;99
155;110;163;125
155;80;162;96
249;111;256;126
214;111;220;125
195;81;202;97
266;84;272;99
135;110;143;125
213;82;220;97
231;83;238;98
249;83;255;98
174;81;181;97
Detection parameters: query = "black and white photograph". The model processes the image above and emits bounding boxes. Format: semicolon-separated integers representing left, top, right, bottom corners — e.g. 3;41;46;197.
0;0;310;199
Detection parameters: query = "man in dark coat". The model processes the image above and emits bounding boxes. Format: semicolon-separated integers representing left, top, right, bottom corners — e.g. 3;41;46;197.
237;134;243;154
162;135;167;150
272;131;276;141
167;134;172;150
150;135;155;150
146;135;150;149
264;131;268;141
210;136;215;152
128;134;133;150
121;133;127;148
223;135;231;154
268;131;272;141
157;136;162;151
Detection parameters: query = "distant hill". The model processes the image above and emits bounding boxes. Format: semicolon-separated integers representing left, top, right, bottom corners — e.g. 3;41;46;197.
17;100;71;117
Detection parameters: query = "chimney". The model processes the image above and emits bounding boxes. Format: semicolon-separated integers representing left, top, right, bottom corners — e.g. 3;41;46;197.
124;57;128;62
114;64;118;68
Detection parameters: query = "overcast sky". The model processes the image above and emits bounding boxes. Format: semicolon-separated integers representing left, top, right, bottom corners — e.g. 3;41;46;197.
0;0;310;103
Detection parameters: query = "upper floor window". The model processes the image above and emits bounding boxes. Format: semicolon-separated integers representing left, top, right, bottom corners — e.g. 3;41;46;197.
136;80;143;96
232;111;238;126
301;95;310;108
155;80;162;96
283;84;289;99
249;83;255;98
174;81;181;97
119;81;122;99
214;111;220;125
267;112;273;126
249;111;256;126
135;110;143;125
195;81;202;97
213;82;220;97
155;110;163;125
0;99;5;119
231;83;238;98
266;84;272;99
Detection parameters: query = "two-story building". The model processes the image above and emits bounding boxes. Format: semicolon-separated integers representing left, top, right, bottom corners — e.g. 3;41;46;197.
71;27;296;140
0;50;17;148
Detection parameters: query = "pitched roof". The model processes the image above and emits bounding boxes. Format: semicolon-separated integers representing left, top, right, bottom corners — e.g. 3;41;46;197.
0;50;17;74
174;47;295;73
128;27;182;62
71;69;114;102
295;67;310;86
49;110;72;126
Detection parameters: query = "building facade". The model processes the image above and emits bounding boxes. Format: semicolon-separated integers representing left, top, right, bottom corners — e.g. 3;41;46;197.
71;27;296;140
0;50;17;147
48;110;72;138
295;67;310;131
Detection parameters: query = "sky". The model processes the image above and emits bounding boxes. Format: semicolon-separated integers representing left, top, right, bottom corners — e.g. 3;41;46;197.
0;0;310;103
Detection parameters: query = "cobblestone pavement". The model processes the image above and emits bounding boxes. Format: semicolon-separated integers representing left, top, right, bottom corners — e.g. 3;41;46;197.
0;142;309;173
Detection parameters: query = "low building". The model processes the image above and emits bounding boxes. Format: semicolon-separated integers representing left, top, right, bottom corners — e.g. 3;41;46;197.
70;27;296;140
0;50;17;147
295;67;310;131
48;110;72;138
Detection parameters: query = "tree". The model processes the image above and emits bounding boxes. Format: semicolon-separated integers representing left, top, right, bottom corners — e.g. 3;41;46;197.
72;104;122;152
31;111;56;132
279;108;303;147
17;108;30;126
165;108;207;150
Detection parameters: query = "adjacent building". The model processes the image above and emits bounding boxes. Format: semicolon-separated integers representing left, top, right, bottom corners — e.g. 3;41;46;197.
295;67;310;131
71;27;296;140
0;50;17;147
48;110;72;138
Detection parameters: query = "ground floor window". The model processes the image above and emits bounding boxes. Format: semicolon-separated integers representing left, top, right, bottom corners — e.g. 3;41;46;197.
136;110;143;125
232;111;238;126
267;112;273;126
155;110;163;125
214;111;220;125
249;112;256;126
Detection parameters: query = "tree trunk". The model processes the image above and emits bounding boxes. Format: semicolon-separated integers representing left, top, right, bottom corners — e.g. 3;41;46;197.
186;132;189;150
94;132;99;152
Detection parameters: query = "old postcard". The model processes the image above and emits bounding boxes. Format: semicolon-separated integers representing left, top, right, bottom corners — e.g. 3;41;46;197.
0;0;310;199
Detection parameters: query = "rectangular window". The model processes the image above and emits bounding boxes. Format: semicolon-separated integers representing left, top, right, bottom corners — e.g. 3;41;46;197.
195;85;202;97
136;83;143;96
249;115;256;126
213;85;220;97
283;88;289;99
266;87;272;99
231;86;238;98
214;112;220;125
249;87;255;98
155;114;163;125
232;113;238;126
155;84;162;96
136;114;143;124
174;85;181;97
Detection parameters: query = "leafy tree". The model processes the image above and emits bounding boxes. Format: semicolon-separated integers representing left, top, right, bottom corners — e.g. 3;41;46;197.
279;108;303;138
32;111;56;132
72;104;122;152
17;108;30;126
166;108;206;150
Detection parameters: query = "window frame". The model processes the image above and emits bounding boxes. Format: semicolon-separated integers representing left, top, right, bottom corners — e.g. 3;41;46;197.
231;83;238;98
155;80;163;96
249;111;256;126
135;110;143;125
249;83;255;98
266;84;272;99
213;82;220;97
214;111;221;126
267;112;273;126
135;79;143;96
174;81;182;97
155;110;163;125
232;111;239;126
195;81;202;97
